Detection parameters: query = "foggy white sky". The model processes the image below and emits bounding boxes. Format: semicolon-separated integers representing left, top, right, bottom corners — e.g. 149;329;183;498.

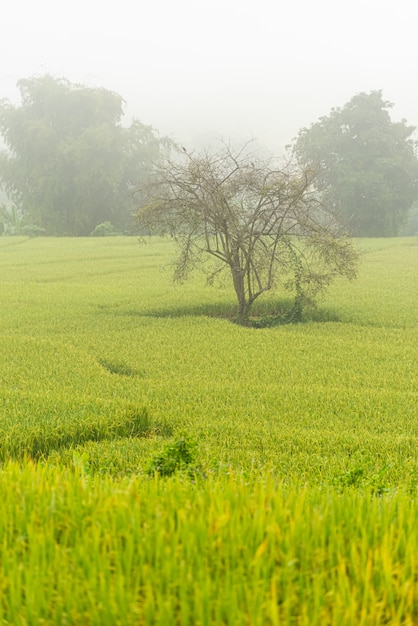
1;0;417;152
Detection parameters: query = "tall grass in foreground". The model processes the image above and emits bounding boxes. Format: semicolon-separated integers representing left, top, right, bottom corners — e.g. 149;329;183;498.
0;462;416;626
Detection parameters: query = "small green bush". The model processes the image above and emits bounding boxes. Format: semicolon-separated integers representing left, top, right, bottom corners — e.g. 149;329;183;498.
147;433;198;477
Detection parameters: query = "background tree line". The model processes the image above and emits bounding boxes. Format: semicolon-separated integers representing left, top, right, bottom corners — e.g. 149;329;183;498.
0;75;170;236
294;91;418;237
0;77;417;237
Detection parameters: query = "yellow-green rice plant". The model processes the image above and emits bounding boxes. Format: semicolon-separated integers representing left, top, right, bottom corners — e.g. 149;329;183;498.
0;464;417;625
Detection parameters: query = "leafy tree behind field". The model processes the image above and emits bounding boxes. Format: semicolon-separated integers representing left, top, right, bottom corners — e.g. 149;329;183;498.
294;91;418;237
0;76;168;235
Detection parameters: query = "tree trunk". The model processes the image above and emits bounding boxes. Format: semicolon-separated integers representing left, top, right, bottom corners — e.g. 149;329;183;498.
231;266;250;325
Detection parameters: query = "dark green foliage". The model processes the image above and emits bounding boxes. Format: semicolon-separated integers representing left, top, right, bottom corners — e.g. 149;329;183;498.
334;463;392;495
294;91;418;236
147;433;198;477
0;75;168;235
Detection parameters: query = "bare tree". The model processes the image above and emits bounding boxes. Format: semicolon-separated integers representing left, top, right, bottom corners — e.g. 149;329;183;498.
136;141;358;325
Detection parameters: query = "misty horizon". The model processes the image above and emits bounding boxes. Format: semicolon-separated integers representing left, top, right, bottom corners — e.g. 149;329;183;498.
1;0;417;155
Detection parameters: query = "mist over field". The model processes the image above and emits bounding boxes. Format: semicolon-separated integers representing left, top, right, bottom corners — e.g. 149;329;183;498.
1;0;417;152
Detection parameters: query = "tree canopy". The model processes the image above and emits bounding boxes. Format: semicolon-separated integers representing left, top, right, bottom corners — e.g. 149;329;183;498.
294;91;418;236
0;75;167;235
136;142;358;325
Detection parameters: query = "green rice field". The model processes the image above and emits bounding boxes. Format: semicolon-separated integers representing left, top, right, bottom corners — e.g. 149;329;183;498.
0;235;417;624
